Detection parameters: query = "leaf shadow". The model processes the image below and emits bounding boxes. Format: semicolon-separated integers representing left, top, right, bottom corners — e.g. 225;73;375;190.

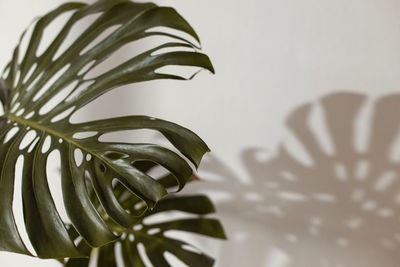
185;91;400;267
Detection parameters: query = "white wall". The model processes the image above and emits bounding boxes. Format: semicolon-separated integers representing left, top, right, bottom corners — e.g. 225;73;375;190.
2;0;400;266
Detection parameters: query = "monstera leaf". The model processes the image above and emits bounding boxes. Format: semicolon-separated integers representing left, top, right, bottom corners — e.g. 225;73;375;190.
62;162;226;267
0;0;213;259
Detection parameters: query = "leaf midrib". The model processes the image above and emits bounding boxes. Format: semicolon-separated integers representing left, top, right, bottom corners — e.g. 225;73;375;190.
8;113;85;152
8;112;165;206
7;113;109;177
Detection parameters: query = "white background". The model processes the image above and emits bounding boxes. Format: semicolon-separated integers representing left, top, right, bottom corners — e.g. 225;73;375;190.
2;0;400;266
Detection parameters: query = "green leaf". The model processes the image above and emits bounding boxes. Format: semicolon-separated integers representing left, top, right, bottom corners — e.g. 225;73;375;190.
0;78;11;108
0;0;212;259
63;180;226;267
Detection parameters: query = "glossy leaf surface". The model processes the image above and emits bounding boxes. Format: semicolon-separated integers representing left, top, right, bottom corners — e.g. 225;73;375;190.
0;0;213;259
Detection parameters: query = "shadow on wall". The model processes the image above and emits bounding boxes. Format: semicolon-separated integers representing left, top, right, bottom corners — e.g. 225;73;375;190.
187;92;400;267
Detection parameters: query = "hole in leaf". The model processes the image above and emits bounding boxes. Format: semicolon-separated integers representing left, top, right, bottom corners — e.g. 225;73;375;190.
181;245;202;254
133;224;143;231
22;63;37;84
134;202;145;211
144;164;170;179
128;234;134;242
4;127;20;144
10;102;20;113
19;130;37;150
137;243;154;267
111;179;119;188
41;135;52;154
147;228;161;235
74;148;83;167
15;108;25;117
86;154;92;161
13;71;21;88
51;106;75;122
13;155;37;256
47;149;71;224
73;131;98;139
24;111;35;119
89;244;100;266
114;242;124;267
73;235;83;247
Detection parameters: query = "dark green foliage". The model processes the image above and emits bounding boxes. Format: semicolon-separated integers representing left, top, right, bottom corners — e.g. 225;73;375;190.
0;0;217;259
63;168;226;267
